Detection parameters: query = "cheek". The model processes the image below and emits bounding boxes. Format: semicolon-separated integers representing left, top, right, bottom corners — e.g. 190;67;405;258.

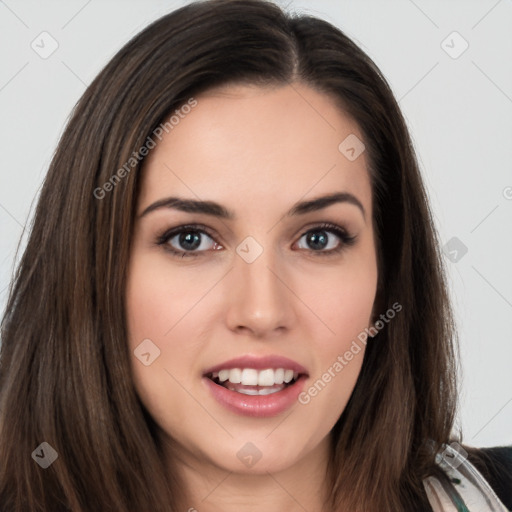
304;277;373;400
298;251;378;343
125;254;198;426
294;249;377;413
125;250;213;346
295;279;373;437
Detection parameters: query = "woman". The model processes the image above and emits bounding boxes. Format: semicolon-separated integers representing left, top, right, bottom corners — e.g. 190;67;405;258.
0;0;510;510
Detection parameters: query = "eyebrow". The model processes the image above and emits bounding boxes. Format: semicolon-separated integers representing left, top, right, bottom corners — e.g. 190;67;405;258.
139;191;366;221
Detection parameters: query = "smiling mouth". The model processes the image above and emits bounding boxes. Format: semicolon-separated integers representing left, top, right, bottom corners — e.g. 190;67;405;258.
206;368;302;396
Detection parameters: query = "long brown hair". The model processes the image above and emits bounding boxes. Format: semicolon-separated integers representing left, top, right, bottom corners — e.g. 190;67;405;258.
0;0;466;510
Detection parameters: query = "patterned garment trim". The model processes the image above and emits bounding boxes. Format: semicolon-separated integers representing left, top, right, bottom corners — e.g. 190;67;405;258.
423;442;509;512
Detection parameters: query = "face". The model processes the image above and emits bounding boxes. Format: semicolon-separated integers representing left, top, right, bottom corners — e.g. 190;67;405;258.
125;82;378;477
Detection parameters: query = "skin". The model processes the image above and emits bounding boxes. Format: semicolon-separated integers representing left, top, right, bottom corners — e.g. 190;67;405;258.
125;82;379;511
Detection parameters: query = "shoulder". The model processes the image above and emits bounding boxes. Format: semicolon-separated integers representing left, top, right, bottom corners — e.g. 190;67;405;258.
465;444;512;511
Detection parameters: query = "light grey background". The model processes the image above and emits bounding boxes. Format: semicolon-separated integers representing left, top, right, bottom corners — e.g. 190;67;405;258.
1;0;511;447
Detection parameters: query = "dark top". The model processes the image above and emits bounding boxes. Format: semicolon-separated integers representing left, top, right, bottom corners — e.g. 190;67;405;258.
467;445;512;511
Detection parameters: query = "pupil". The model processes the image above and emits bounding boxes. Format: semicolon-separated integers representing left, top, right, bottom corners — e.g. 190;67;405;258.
307;231;328;250
179;231;201;250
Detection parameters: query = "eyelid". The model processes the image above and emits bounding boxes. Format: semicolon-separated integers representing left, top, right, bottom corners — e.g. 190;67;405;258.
155;223;217;243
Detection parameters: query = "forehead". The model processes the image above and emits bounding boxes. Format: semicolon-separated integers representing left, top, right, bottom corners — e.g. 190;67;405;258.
139;83;371;216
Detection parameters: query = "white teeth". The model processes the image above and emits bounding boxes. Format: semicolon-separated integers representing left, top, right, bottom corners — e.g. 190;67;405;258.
211;367;301;387
257;387;281;395
283;369;294;383
236;388;259;395
274;368;284;384
218;369;230;382
258;369;275;386
241;369;259;385
236;386;283;396
228;368;242;384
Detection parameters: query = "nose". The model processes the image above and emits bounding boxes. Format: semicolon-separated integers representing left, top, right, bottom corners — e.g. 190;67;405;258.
224;248;296;338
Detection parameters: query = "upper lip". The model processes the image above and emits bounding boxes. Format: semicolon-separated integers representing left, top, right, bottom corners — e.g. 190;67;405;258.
203;355;309;376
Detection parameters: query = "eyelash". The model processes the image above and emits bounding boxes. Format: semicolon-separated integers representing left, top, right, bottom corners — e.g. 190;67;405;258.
155;222;357;259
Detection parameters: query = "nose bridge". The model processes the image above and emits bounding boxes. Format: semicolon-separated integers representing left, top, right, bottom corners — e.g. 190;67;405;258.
225;238;294;334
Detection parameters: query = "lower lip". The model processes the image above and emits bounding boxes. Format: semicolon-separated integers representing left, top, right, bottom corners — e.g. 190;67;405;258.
203;375;307;418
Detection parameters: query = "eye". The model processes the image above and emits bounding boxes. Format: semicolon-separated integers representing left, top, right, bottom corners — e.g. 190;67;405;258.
155;222;356;259
295;223;356;255
155;224;222;258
